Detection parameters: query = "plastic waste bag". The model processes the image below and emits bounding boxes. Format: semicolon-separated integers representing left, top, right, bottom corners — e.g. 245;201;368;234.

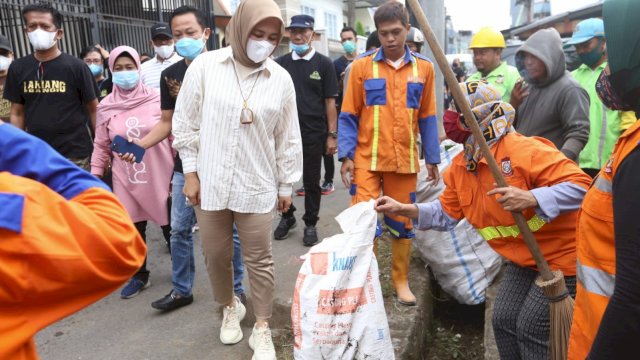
292;200;394;360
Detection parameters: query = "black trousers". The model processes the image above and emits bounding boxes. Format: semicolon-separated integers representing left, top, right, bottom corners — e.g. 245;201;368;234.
284;136;325;226
323;153;334;183
133;198;172;279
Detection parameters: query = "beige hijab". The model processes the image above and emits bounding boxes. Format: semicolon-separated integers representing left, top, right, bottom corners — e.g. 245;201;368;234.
227;0;284;68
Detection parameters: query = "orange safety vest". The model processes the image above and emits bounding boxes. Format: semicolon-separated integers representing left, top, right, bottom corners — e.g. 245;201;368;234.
568;120;640;360
440;133;592;274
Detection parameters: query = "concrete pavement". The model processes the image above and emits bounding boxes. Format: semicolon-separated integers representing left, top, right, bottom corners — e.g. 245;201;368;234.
36;168;352;360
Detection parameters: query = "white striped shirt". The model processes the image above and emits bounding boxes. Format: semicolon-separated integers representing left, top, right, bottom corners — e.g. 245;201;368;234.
172;47;303;213
140;53;183;88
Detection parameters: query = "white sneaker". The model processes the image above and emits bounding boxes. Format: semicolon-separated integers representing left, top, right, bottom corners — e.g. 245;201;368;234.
248;324;276;360
220;296;246;344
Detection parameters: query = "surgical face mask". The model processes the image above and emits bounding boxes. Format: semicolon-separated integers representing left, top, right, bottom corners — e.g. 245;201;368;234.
0;56;12;72
246;39;275;64
342;40;356;55
88;63;103;77
290;42;310;56
112;70;140;90
176;35;205;61
578;39;604;68
154;44;174;59
443;110;471;144
27;28;58;51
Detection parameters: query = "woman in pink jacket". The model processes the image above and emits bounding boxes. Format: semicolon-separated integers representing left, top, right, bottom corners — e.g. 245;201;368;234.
91;46;174;299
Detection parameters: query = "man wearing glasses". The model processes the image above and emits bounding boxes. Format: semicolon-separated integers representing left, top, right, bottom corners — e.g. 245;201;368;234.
4;2;97;170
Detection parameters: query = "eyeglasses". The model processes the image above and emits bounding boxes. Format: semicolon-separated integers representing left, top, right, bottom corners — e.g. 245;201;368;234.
84;59;103;65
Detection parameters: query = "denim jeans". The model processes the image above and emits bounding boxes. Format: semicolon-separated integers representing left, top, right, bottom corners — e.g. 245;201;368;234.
170;172;197;296
170;172;245;297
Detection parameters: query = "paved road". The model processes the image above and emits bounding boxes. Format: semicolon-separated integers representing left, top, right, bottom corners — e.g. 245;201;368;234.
36;161;351;360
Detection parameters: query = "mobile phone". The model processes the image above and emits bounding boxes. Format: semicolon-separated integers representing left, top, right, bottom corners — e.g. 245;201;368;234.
111;135;145;163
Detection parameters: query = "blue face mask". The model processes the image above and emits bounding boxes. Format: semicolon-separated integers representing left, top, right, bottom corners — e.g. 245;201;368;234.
112;70;140;90
176;36;205;61
290;42;310;56
88;63;103;76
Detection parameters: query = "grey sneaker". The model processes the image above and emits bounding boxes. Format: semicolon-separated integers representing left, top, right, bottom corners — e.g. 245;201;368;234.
303;225;319;247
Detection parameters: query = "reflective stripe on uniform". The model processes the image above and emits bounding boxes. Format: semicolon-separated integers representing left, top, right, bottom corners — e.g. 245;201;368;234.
408;59;418;173
372;57;380;171
593;175;612;193
577;259;615;298
477;214;547;241
370;52;419;172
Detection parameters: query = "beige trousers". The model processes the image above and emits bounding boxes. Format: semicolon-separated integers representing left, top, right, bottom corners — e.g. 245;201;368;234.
195;208;274;321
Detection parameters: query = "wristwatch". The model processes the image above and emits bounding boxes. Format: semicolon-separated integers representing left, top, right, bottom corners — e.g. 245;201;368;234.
328;131;338;139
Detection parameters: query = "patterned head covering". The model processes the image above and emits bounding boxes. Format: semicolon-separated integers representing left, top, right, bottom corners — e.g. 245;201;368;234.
454;81;515;171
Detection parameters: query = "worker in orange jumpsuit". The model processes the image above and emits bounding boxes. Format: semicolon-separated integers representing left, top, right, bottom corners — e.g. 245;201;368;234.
0;121;146;360
374;81;592;359
568;0;640;358
338;2;440;306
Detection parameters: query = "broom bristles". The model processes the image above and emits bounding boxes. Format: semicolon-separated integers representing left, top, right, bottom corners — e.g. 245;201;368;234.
535;270;574;360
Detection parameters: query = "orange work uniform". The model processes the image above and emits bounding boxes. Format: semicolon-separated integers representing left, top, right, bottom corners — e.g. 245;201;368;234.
440;133;592;273
0;124;146;360
567;121;640;360
338;46;439;237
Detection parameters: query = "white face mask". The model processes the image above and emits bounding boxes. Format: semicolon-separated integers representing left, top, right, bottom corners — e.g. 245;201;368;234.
154;44;174;59
27;28;58;51
0;56;12;71
246;39;276;64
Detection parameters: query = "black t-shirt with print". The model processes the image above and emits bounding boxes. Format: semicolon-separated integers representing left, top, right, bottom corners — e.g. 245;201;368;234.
97;77;112;101
160;59;189;173
3;53;97;158
275;51;338;137
333;55;353;112
0;77;10;122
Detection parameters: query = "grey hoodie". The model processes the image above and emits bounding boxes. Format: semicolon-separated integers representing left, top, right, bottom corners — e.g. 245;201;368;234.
514;28;590;161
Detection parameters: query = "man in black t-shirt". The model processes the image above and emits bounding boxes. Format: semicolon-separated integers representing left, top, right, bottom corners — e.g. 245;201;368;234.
274;15;339;246
3;4;97;170
325;26;360;196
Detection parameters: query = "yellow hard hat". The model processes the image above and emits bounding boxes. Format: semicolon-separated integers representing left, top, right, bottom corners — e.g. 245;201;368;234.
469;27;506;49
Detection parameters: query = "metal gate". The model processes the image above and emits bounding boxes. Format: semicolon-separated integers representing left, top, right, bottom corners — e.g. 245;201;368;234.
0;0;216;58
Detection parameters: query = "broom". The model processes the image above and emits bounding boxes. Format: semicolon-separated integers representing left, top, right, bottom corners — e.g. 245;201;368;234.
405;0;574;358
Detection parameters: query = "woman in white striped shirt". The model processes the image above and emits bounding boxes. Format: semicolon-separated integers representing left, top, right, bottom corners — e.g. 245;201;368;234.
171;0;302;358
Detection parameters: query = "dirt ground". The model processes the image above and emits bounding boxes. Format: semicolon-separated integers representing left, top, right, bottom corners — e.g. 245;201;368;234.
426;283;485;360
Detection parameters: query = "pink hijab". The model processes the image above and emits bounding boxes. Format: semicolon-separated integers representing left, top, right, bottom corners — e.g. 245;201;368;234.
96;46;160;127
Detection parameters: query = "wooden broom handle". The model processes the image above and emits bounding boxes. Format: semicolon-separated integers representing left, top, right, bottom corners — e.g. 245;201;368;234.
407;0;554;281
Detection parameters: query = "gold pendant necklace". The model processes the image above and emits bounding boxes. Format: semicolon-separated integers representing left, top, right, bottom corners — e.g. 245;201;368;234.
233;63;261;124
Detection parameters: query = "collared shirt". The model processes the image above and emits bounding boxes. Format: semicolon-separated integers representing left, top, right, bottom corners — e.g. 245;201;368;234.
467;61;520;103
172;47;303;213
292;47;316;61
140;53;183;89
571;61;631;169
339;45;440;173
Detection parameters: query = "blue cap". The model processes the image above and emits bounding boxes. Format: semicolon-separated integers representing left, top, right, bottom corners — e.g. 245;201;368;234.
287;15;314;29
566;18;605;45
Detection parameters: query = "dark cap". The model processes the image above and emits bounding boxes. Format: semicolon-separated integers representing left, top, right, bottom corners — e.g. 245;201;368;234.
287;15;314;29
150;23;172;40
0;35;12;52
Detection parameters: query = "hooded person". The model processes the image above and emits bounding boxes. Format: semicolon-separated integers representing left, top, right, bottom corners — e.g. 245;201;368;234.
376;81;591;359
90;46;175;299
512;28;590;162
568;0;640;358
171;0;303;359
